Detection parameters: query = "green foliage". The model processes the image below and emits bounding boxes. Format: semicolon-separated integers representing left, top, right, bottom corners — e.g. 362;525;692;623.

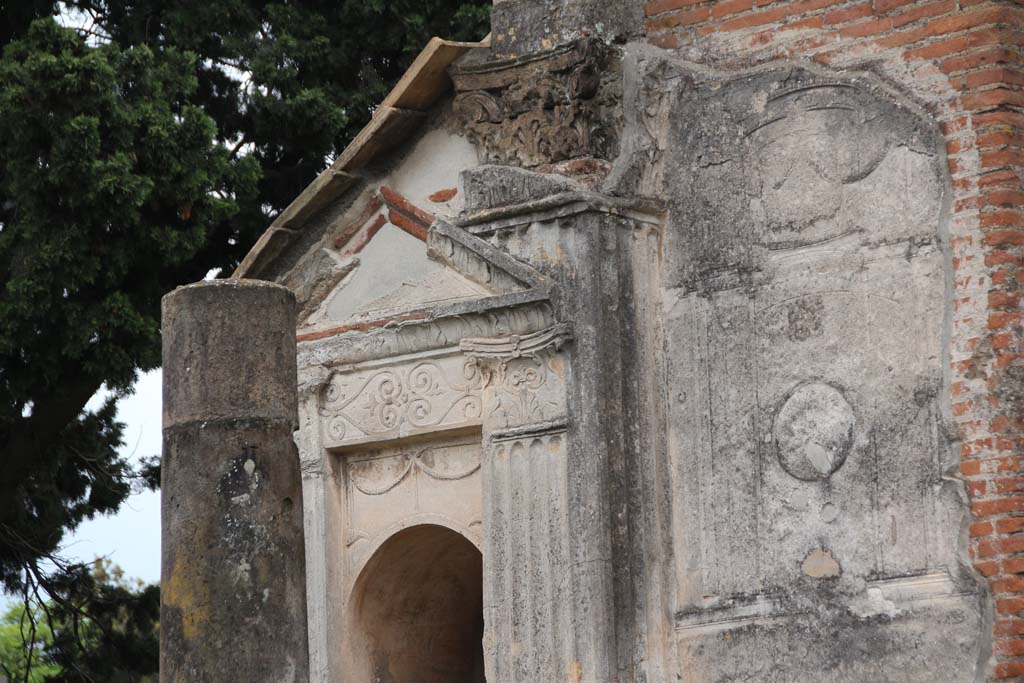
0;0;489;677
0;16;249;589
0;602;60;682
69;0;492;208
44;559;159;683
0;560;157;682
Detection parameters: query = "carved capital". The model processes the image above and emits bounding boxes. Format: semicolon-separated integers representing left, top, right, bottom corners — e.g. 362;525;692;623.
450;38;621;167
461;324;572;433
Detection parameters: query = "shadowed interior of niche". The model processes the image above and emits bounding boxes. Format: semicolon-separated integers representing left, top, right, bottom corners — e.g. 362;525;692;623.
352;524;485;683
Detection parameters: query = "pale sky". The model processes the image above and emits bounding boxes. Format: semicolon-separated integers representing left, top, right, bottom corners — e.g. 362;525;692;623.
64;369;163;585
1;370;162;612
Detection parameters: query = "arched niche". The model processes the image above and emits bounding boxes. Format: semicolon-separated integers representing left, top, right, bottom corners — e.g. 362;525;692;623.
350;523;485;683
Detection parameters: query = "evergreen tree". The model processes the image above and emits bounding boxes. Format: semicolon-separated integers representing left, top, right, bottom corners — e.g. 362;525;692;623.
44;560;159;683
0;1;489;677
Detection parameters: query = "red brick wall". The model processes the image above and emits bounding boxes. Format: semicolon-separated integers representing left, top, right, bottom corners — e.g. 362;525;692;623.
642;1;1023;677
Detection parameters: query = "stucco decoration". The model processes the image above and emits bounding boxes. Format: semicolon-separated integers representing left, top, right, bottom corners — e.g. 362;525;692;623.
319;351;485;448
203;0;1016;674
341;435;484;576
462;324;572;435
293;188;499;332
317;222;492;325
773;381;856;481
641;59;982;680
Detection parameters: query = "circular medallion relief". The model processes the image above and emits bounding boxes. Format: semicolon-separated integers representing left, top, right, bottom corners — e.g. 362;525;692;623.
773;382;855;481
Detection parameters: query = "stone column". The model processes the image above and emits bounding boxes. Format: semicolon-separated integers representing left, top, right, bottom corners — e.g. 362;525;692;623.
490;0;642;57
161;279;308;683
454;164;673;681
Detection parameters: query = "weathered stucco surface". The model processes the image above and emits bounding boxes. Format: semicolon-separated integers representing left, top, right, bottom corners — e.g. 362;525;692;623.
277;43;981;683
161;0;1024;679
638;58;983;681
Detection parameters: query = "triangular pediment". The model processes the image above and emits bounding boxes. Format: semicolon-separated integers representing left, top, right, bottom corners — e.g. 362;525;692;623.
291;186;546;335
233;35;491;282
316;222;493;325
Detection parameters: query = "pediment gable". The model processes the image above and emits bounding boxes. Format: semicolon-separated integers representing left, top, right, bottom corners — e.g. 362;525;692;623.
311;221;493;328
289;185;547;336
233;36;491;282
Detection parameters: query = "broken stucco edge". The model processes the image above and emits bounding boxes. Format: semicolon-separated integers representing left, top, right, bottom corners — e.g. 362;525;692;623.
232;170;359;278
460;322;573;358
380;186;436;243
233;34;491;280
455;191;665;232
295;286;553;344
430;219;554;291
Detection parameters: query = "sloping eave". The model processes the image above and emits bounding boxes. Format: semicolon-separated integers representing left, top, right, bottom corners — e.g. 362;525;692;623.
234;34;491;279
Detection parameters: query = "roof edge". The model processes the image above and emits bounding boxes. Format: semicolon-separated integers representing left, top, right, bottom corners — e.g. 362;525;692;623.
234;33;491;279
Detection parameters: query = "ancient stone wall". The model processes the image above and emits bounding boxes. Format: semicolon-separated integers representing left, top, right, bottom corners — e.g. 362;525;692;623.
620;54;980;681
634;2;1024;677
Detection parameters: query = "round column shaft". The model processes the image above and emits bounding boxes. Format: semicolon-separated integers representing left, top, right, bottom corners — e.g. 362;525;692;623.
161;279;308;682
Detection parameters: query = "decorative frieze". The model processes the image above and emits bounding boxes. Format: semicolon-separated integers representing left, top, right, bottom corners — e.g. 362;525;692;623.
319;351;484;448
341;436;483;574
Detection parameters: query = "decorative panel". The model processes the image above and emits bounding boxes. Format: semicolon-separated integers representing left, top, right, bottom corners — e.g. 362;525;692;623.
341;435;483;576
319;351;484;448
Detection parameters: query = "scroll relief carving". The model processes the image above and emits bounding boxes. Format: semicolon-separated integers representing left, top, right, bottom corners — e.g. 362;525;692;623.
450;38;621;167
319;352;484;448
462;324;572;434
